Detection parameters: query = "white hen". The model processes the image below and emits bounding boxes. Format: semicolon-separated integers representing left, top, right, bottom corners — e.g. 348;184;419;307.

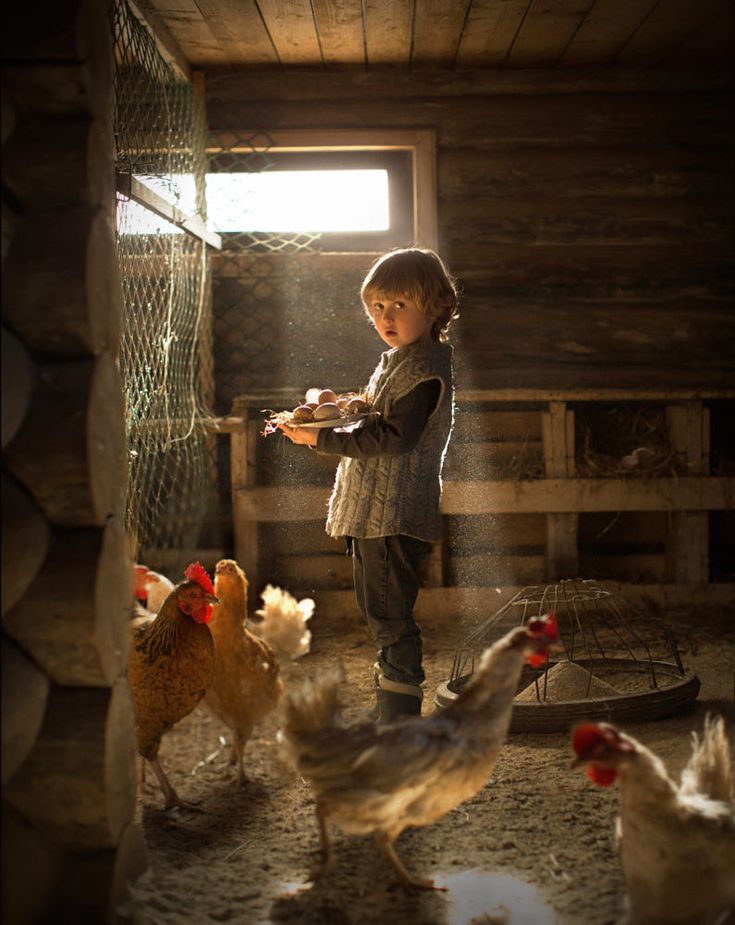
572;714;735;925
252;584;313;661
134;564;175;616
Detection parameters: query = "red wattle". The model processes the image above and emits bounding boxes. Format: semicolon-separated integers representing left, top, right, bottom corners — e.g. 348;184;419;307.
527;651;548;668
192;603;212;624
588;765;617;787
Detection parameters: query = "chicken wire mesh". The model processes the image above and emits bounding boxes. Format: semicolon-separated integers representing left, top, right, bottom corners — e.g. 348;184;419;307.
436;579;700;731
112;0;217;560
208;131;323;413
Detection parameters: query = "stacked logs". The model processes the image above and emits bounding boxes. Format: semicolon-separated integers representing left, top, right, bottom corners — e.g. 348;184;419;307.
1;2;146;922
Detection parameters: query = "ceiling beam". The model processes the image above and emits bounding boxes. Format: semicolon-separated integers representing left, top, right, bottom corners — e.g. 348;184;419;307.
126;0;191;82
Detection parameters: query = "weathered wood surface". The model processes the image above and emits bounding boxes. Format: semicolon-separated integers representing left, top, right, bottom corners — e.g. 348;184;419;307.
234;476;733;521
1;326;35;450
1;636;50;787
3;678;137;850
3;353;127;527
3;115;115;212
0;0;113;118
1;473;50;616
2;518;132;687
2;208;122;358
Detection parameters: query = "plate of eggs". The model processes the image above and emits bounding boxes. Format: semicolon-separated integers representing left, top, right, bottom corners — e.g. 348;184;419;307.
263;388;370;432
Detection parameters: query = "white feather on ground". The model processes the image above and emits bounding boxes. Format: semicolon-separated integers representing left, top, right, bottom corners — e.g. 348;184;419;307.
251;584;313;661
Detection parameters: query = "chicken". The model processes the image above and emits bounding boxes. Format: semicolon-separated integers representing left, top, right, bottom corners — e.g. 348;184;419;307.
253;583;314;661
204;559;283;785
571;715;735;925
278;612;559;890
134;563;175;615
128;562;218;810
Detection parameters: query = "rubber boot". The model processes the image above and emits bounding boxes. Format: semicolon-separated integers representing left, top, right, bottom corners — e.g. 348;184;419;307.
373;664;423;724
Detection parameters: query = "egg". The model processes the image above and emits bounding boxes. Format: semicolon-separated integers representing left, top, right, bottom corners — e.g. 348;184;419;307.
305;402;318;411
347;398;368;414
317;389;338;405
291;405;314;423
313;402;341;421
336;397;350;411
305;387;322;404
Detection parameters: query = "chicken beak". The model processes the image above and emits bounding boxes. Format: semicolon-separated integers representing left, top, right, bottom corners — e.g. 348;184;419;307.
207;593;220;605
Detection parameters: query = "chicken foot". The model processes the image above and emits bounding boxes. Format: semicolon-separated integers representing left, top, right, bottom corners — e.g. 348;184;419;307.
148;757;201;812
375;832;447;892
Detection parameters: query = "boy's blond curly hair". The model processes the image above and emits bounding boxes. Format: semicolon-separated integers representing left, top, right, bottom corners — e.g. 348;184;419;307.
360;247;460;343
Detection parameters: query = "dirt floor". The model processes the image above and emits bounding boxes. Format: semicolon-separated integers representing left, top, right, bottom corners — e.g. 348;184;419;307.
113;605;735;925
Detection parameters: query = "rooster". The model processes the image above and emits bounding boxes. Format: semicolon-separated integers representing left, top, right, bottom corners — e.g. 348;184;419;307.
253;583;314;661
278;612;559;890
204;560;283;785
134;563;175;616
128;562;218;810
571;715;735;925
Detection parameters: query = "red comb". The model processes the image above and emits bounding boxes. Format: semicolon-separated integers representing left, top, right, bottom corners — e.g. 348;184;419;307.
572;722;606;758
184;561;214;595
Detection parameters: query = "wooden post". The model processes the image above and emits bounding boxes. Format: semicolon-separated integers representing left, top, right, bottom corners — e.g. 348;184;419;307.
231;407;261;602
1;636;50;787
542;401;579;580
665;401;709;583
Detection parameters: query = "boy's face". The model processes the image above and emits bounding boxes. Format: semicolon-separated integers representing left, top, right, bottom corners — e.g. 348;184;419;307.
366;291;433;348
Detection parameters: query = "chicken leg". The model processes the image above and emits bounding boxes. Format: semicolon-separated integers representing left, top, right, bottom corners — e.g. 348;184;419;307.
375;832;447;892
148;757;201;811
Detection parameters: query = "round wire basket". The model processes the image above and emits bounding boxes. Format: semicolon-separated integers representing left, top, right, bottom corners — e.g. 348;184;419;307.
435;579;700;732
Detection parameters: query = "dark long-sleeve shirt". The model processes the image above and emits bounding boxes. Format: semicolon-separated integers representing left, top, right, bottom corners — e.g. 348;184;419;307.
316;379;441;459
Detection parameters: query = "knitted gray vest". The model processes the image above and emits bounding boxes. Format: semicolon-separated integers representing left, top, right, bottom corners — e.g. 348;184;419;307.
325;340;454;541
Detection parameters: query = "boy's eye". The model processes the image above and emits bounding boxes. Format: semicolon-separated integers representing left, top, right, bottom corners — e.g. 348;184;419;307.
394;302;405;309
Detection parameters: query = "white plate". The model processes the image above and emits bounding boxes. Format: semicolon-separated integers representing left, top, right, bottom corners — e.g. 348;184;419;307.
289;413;369;429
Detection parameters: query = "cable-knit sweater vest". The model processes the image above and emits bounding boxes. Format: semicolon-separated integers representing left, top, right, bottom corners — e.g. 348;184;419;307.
325;340;454;541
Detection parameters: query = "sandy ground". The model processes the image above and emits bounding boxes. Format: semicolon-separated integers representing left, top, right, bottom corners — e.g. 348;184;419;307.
114;607;734;925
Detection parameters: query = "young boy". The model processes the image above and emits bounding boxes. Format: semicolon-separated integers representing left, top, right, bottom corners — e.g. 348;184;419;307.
278;247;459;722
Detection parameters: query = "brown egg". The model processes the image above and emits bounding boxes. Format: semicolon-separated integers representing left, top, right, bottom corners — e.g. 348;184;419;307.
336;397;350;411
347;398;368;414
317;389;338;405
313;402;341;421
291;405;314;423
305;402;318;411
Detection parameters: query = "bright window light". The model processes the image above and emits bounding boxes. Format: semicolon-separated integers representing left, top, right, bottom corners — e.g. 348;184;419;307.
205;169;390;232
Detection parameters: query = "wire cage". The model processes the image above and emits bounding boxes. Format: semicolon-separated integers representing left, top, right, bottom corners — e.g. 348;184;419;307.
435;578;700;732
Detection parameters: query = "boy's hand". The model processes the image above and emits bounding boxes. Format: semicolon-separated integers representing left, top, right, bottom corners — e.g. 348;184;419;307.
277;422;318;447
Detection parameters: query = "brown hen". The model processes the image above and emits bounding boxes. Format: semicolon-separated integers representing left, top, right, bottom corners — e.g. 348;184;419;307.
128;562;218;810
279;613;559;890
204;559;283;785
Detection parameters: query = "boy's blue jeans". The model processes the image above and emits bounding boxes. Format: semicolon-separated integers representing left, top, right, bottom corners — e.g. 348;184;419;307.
350;534;431;687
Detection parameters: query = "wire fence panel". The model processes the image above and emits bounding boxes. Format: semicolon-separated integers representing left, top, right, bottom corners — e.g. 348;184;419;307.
112;0;216;564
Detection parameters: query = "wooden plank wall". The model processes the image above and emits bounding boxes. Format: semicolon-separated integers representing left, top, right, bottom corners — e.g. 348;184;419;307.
205;68;735;394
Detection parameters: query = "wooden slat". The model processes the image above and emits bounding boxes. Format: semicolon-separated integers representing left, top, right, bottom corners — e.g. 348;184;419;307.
615;0;731;64
560;0;658;66
440;195;734;247
363;0;413;65
408;0;473;67
117;175;222;249
312;0;365;65
506;0;597;67
455;0;530;67
234;476;733;521
127;0;191;79
257;0;322;64
147;0;231;67
438;145;735;201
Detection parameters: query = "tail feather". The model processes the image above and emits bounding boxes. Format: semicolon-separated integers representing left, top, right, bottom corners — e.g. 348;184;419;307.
280;664;344;745
680;714;734;804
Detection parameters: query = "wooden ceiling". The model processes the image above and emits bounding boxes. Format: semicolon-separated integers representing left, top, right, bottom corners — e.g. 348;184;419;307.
140;0;734;71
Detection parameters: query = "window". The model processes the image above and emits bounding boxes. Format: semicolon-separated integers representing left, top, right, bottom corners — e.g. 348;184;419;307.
207;129;438;252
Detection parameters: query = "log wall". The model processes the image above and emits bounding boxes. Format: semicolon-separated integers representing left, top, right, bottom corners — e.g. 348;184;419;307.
205;68;734;607
205;68;734;394
1;2;144;921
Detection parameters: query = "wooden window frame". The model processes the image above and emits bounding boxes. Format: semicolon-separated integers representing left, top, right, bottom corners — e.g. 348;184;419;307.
209;129;438;251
